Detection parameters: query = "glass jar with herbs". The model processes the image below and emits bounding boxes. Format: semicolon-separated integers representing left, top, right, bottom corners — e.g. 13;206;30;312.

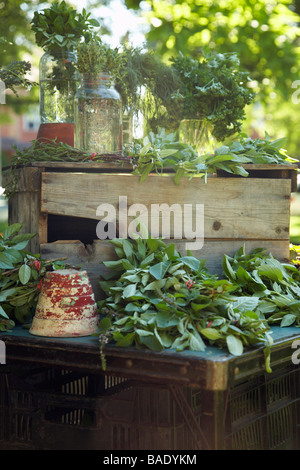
74;39;125;153
74;73;122;153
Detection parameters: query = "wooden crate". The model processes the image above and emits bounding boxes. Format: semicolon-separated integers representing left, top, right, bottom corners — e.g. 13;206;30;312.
3;162;297;299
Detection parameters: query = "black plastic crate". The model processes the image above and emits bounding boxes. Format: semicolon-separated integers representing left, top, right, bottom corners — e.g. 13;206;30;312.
1;365;300;450
0;371;8;445
225;368;300;450
1;367;202;450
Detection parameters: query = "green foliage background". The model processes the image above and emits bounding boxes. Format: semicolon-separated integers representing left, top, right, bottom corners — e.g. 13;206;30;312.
1;0;300;156
124;0;300;158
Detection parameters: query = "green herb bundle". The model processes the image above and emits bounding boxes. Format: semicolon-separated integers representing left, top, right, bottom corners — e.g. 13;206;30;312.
76;37;126;82
170;51;256;141
115;45;184;131
31;1;99;52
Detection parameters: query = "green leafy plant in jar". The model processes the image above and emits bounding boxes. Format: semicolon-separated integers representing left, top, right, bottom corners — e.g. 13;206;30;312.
31;1;100;134
170;51;256;153
74;36;125;153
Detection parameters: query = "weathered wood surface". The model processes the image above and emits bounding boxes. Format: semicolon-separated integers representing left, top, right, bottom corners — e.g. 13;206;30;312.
4;165;295;276
41;173;291;240
4;167;45;253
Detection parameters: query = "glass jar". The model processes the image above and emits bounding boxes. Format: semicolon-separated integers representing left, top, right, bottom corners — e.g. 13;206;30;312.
74;73;122;153
179;119;217;155
39;50;78;124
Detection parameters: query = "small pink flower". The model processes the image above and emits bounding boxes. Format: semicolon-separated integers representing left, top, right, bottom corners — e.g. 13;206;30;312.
90;152;97;160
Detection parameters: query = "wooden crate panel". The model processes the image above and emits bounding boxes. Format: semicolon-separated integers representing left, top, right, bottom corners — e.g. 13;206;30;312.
41;173;291;241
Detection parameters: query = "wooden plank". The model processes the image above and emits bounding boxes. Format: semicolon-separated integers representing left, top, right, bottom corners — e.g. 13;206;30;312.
32;161;298;172
5;167;43;253
3;167;40;193
40;238;290;300
241;164;298;171
31;160;132;171
8;192;40;253
41;173;291;240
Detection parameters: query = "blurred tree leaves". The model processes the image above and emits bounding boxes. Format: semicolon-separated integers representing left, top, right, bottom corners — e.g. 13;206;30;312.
124;0;300;156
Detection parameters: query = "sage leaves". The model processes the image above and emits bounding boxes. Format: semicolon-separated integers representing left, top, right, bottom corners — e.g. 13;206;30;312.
98;238;273;370
124;128;296;186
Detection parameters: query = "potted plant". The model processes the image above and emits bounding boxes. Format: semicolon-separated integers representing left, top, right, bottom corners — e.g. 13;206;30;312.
170;51;256;154
31;0;100;145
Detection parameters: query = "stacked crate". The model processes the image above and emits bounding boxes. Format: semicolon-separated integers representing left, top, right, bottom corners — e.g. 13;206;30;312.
4;162;297;299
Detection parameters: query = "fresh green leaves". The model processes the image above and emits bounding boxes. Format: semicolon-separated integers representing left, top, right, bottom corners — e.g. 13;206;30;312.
170;51;256;141
76;37;126;81
222;246;300;329
98;237;300;374
97;237;273;370
0;224;67;330
124;128;296;185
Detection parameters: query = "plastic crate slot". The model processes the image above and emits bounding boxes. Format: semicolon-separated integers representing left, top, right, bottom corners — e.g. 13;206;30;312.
232;420;264;450
266;406;294;450
267;375;292;405
231;386;262;424
12;413;32;442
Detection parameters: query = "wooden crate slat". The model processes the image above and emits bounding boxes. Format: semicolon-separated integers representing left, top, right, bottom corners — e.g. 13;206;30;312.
41;172;291;240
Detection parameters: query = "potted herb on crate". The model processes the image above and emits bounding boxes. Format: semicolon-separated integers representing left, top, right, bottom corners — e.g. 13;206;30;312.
31;0;100;145
170;51;256;154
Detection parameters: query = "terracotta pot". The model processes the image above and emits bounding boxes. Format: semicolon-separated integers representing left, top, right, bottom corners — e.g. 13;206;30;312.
37;123;74;146
29;269;99;337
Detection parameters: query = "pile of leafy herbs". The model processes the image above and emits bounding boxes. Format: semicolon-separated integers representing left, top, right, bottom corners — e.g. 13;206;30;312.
97;237;275;372
222;246;300;329
4;129;297;200
0;223;68;331
125;129;298;184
